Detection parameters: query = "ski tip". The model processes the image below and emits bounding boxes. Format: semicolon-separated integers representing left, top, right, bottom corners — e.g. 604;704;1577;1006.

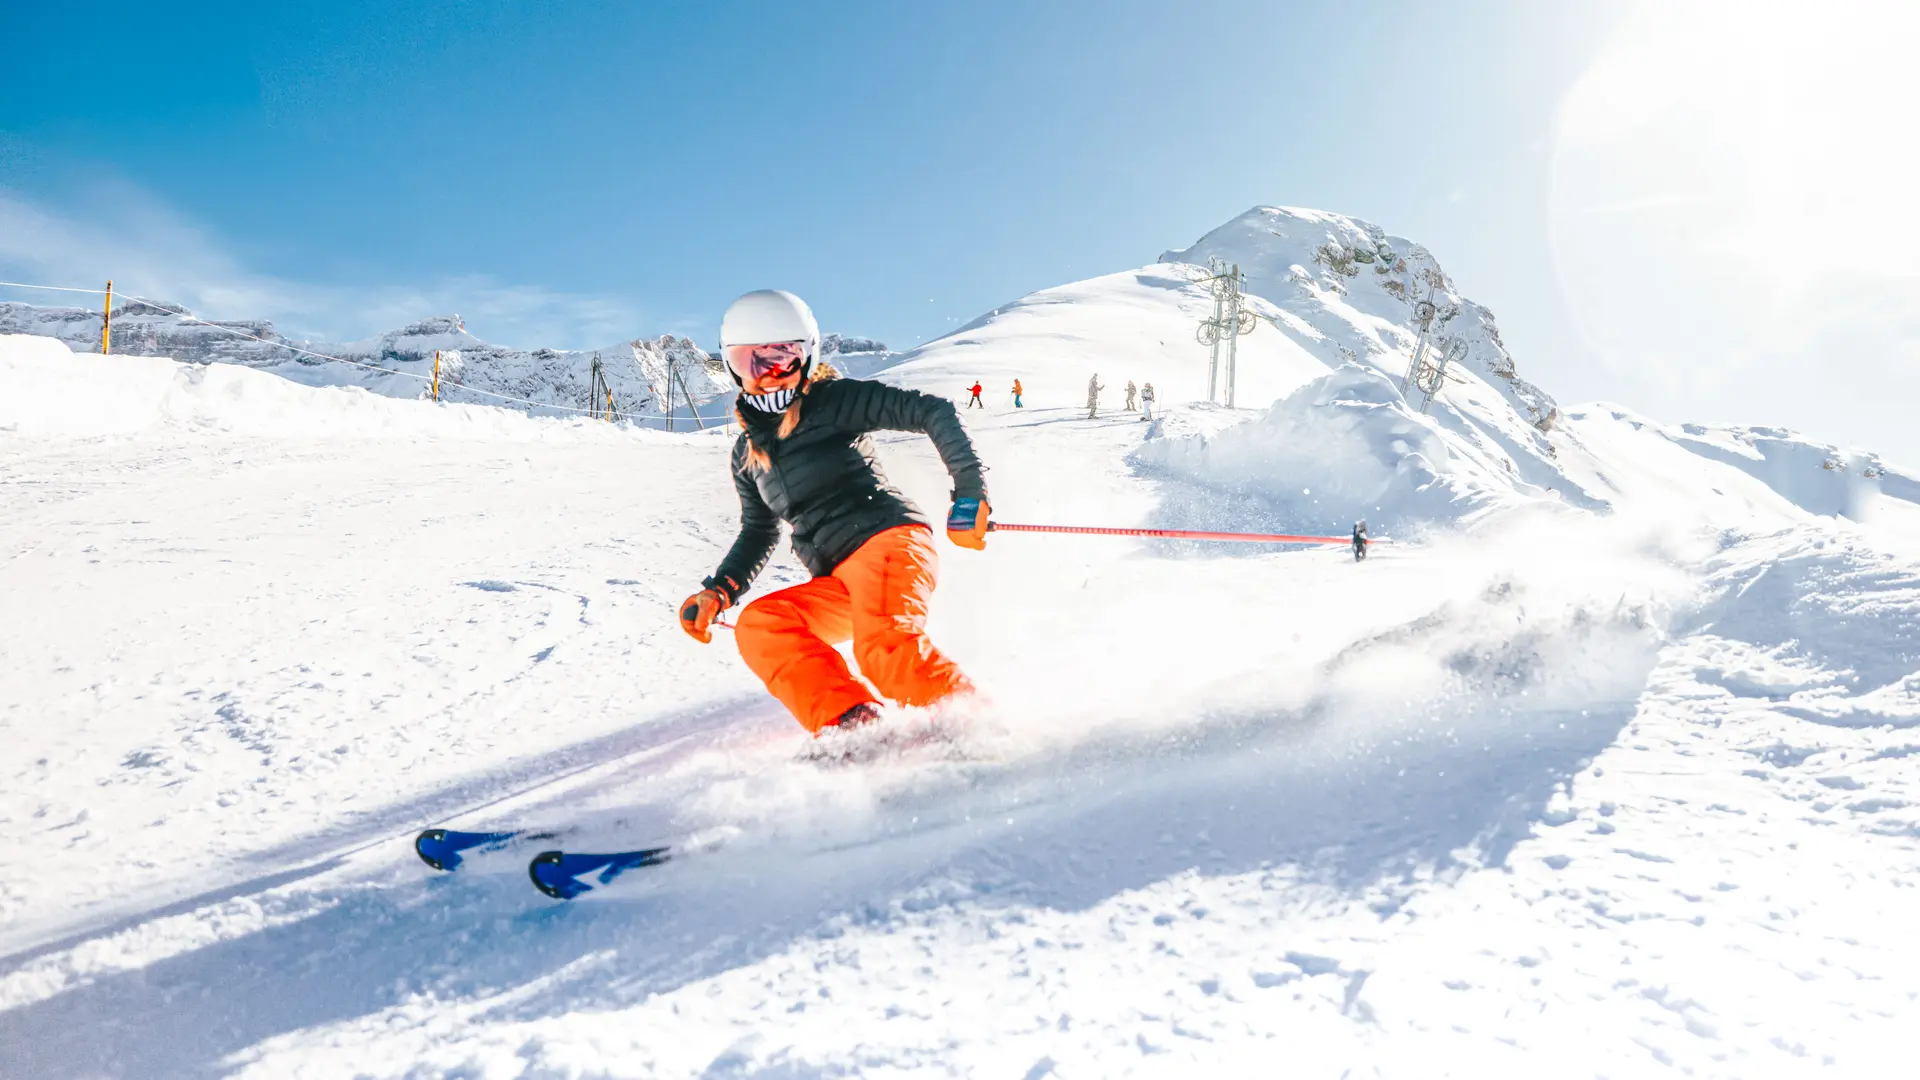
415;828;453;871
529;850;582;901
416;828;523;872
527;846;674;901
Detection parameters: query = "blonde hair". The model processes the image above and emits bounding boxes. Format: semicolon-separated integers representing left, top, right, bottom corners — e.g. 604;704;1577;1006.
737;360;840;473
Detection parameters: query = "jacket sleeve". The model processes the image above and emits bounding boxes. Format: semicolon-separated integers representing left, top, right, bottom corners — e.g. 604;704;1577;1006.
829;380;988;501
705;438;782;603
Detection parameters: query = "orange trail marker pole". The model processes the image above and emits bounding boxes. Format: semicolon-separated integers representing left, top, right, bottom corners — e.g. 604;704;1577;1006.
102;280;112;355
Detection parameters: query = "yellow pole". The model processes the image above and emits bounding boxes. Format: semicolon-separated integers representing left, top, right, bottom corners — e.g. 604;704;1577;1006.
605;387;615;421
433;350;440;402
102;280;113;355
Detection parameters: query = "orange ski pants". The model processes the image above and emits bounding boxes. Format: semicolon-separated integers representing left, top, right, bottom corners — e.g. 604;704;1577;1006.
734;524;970;733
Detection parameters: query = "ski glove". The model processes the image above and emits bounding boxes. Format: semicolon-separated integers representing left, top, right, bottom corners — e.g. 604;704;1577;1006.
947;497;991;551
678;588;730;644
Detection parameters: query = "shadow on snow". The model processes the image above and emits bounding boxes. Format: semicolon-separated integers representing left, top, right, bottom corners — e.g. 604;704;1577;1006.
1;658;1641;1079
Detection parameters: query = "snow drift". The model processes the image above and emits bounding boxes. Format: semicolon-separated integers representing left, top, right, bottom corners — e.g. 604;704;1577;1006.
1550;403;1920;532
0;334;673;444
1132;363;1580;537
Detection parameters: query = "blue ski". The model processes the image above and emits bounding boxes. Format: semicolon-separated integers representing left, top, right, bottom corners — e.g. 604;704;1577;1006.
415;828;563;872
528;846;674;900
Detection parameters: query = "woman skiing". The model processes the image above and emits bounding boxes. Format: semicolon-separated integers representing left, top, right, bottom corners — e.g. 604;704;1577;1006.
679;290;992;735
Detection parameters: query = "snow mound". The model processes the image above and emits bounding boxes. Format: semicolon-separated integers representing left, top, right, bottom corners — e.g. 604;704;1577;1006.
0;334;670;443
1133;363;1578;537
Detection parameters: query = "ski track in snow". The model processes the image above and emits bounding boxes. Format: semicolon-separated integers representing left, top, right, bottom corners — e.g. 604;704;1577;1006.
5;219;1920;1078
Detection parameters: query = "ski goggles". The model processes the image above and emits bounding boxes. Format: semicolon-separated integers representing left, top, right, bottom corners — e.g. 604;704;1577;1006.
724;340;808;382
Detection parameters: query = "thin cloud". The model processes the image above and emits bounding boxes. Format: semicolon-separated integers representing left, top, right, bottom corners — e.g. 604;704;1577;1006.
0;185;656;350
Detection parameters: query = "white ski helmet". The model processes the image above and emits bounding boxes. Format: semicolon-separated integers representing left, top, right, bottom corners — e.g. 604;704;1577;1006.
720;290;820;385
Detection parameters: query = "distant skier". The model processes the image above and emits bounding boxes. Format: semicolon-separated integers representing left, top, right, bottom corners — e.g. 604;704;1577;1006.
1087;373;1104;419
1140;382;1156;422
1011;378;1024;408
966;381;984;408
679;290;991;735
1124;380;1138;411
1352;520;1369;562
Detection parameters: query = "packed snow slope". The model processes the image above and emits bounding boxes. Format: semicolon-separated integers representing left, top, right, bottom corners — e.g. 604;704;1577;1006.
4;200;1920;1078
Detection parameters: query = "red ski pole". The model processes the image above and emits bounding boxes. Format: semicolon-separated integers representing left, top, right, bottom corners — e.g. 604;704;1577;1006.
987;522;1376;545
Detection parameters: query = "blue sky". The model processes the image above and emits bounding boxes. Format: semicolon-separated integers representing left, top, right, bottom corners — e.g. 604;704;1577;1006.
2;2;1609;348
7;1;1909;463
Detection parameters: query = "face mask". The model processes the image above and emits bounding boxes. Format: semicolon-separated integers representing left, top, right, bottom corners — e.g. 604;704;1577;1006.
742;386;798;412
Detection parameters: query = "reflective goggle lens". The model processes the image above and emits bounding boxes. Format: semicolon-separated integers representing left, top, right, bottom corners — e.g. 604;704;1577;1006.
725;341;807;381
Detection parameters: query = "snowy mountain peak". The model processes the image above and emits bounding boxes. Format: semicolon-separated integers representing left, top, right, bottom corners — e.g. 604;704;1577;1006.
113;298;192;317
402;315;466;335
378;315;475;345
336;316;489;363
0;299;294;365
822;333;887;356
881;203;1608;536
1162;205;1559;434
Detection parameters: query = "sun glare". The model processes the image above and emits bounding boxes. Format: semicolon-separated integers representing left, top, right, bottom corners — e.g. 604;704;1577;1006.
1557;0;1920;289
1549;0;1920;426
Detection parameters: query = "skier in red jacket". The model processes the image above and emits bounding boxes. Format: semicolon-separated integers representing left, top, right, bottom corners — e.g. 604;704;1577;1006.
966;382;985;408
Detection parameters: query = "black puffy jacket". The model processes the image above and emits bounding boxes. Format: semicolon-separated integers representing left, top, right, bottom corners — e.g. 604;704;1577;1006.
703;375;987;602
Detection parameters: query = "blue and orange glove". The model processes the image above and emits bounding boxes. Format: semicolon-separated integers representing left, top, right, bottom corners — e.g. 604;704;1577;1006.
946;497;990;550
678;588;730;644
